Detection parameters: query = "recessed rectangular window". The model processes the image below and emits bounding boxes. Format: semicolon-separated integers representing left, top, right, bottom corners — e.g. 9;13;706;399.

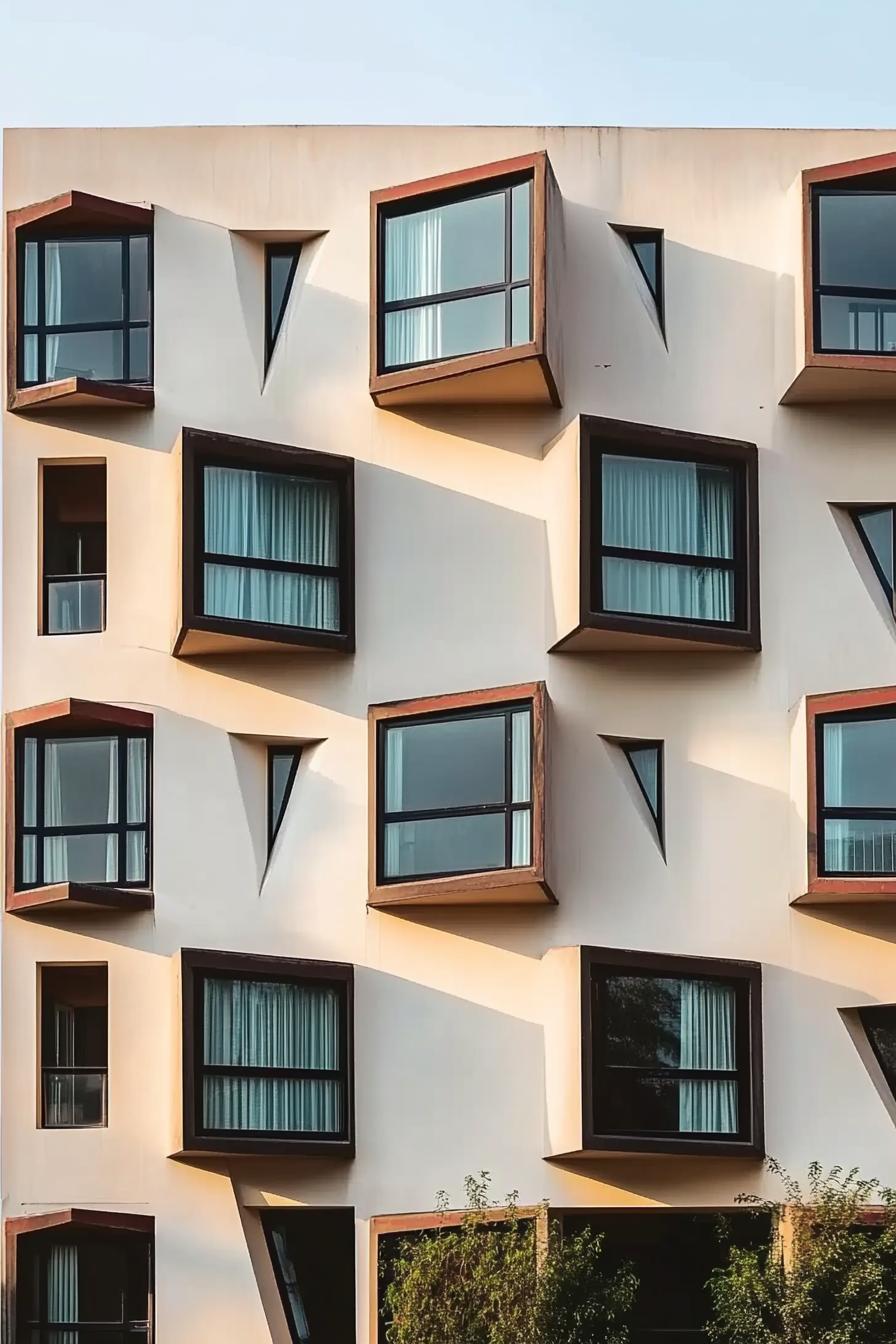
19;233;152;386
813;188;896;355
380;175;532;372
378;701;532;882
16;1225;152;1341
41;463;106;635
17;726;150;890
262;1208;355;1344
816;706;896;876
40;965;108;1128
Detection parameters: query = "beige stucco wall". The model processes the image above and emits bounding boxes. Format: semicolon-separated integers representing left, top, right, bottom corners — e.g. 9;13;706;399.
5;124;896;1340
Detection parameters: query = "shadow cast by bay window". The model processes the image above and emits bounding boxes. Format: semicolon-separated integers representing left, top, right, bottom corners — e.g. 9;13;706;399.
175;428;354;656
368;682;553;908
370;152;562;408
546;416;760;653
5;698;153;916
543;946;764;1159
6;1210;153;1343
177;949;354;1158
800;685;896;904
7;189;153;413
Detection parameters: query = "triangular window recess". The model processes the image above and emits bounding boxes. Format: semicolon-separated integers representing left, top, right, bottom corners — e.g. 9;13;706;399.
265;243;301;370
858;1004;896;1103
852;505;895;605
613;226;665;334
268;747;301;853
621;740;664;848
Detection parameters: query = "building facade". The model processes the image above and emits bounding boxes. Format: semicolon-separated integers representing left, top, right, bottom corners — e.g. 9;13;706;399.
3;124;896;1340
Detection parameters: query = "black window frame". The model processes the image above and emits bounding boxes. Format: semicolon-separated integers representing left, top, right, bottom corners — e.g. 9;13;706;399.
375;698;534;886
41;462;107;638
17;227;153;389
814;702;896;878
15;722;152;894
851;505;896;608
261;1207;356;1344
265;243;301;370
811;183;896;357
376;169;534;376
16;1224;154;1342
620;739;664;851
582;947;764;1158
614;225;665;337
267;746;301;852
39;964;109;1131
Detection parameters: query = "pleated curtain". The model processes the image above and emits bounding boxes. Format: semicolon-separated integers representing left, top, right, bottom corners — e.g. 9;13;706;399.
510;709;532;866
126;737;147;882
204;466;339;632
678;980;737;1133
384;210;443;366
203;978;342;1133
823;723;896;873
602;456;734;621
47;1243;79;1344
44;738;118;884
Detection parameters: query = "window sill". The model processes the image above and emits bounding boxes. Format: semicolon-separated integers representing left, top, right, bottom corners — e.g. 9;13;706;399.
794;877;896;906
552;1135;766;1160
369;865;555;909
9;378;154;414
173;617;354;658
6;882;153;916
370;345;560;410
552;612;761;654
782;356;896;406
172;1134;355;1160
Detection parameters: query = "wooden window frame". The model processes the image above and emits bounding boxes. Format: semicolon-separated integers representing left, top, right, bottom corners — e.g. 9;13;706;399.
369;152;561;408
178;947;355;1159
569;415;760;653
7;190;154;414
175;427;355;657
5;698;154;917
804;685;896;903
261;1206;355;1344
367;682;553;908
5;1209;154;1343
581;946;765;1158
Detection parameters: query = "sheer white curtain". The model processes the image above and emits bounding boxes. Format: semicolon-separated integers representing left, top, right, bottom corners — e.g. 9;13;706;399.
46;1003;76;1127
44;739;117;884
678;980;737;1133
511;710;531;866
47;1242;79;1344
126;738;147;882
204;467;339;631
203;978;342;1133
44;242;63;381
384;210;443;366
602;456;733;621
270;1227;312;1342
384;728;405;876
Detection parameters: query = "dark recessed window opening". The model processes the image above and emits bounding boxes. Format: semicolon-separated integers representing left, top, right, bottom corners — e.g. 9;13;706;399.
591;963;753;1142
616;227;664;334
265;244;301;370
42;463;106;636
40;965;108;1128
377;700;533;883
268;747;301;852
593;445;746;628
379;173;532;372
815;705;896;876
17;1226;152;1342
813;185;896;355
16;725;151;890
621;740;664;847
193;967;350;1141
852;506;896;606
18;231;152;386
262;1208;355;1344
859;1004;896;1099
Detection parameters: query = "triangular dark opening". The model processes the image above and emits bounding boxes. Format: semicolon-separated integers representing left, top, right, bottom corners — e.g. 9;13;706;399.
621;740;664;849
614;226;664;334
858;1004;896;1102
268;746;301;852
265;244;301;369
852;505;895;606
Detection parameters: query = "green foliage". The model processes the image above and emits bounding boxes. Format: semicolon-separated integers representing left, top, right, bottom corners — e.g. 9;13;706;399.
382;1173;637;1344
708;1160;896;1344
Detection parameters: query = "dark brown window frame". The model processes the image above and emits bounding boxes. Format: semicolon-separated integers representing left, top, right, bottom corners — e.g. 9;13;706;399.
175;427;355;657
178;947;355;1159
369;152;561;409
367;682;553;908
39;459;108;638
558;415;760;653
803;684;896;904
5;1208;154;1343
261;1206;356;1344
7;190;155;414
580;945;765;1158
39;961;109;1130
5;698;154;917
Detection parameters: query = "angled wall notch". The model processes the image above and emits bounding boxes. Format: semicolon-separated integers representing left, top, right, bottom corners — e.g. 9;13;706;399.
612;225;665;337
851;505;895;609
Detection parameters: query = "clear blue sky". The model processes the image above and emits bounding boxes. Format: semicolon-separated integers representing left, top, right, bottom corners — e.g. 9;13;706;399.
1;0;896;128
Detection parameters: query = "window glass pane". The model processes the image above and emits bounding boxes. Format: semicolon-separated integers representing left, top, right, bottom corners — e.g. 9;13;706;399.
823;717;896;807
126;738;147;823
511;809;531;867
602;455;734;559
76;1241;128;1322
268;253;295;341
511;284;531;345
43;1071;107;1127
511;710;531;803
511;182;531;282
203;1075;343;1133
46;329;124;381
126;832;146;883
824;818;896;874
818;193;896;290
129;327;150;381
603;974;735;1070
384;191;505;301
599;1072;738;1135
24;241;38;325
627;746;660;814
22;834;37;885
384;812;506;878
24;736;37;827
385;713;506;812
819;294;896;353
204;564;340;631
45;239;123;325
632;237;658;296
23;333;39;382
44;833;118;885
384;290;507;367
266;1211;355;1344
862;1008;896;1084
204;466;339;566
45;737;118;826
129;236;150;322
271;753;296;836
47;578;105;635
857;508;895;586
602;557;733;622
203;978;341;1069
